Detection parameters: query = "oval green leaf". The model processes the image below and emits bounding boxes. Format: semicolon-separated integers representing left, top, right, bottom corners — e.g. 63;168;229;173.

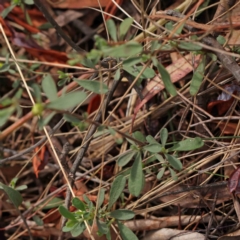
132;131;145;142
143;143;162;153
160;128;168;147
110;209;135;220
117;150;136;167
74;79;108;94
146;135;158;144
128;153;144;197
106;19;117;41
119;18;133;40
47;91;87;110
178;41;202;51
96;219;109;234
42;74;58;101
108;175;126;209
190;55;206;96
0;183;22;208
169;167;178;181
72;197;86;211
165;154;182;171
97;188;105;209
71;222;86;237
58;205;76;221
102;41;142;58
117;221;138;240
152;57;177;96
157;167;166;180
169;137;204;152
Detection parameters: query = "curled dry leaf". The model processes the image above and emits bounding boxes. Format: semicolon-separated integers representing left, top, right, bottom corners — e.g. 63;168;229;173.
207;84;240;116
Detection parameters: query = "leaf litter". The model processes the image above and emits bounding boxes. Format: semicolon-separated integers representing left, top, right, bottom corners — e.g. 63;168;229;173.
1;0;240;239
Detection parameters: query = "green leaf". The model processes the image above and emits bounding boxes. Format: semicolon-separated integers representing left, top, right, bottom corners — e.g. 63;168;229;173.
0;183;22;208
190;55;206;96
71;222;86;237
58;206;76;221
119;18;133;40
9;177;18;188
83;195;94;210
24;0;34;4
169;137;204;151
118;221;138;240
38;22;53;30
39;112;56;129
123;65;155;80
114;68;121;81
165;154;182;171
108;175;126;209
143;143;162;153
78;56;95;68
123;57;142;67
117;150;137;167
157;167;166;180
33;215;43;226
72;197;86;211
106;19;117;41
132;131;145;142
31;83;42;103
178;41;202;51
0;63;10;73
42;197;64;210
15;185;27;191
63;114;80;124
155;154;164;163
96;219;109;234
110;209;135;220
151;40;161;51
217;35;226;45
169;167;178;181
165;21;183;35
47;91;87;110
160;128;168;147
97;188;105;209
1;4;15;18
87;49;102;65
152;57;177;96
38;113;55;129
74;79;108;94
42;74;58;101
102;41;142;58
0;107;15;127
128;153;144;197
194;0;210;17
146;135;158;144
62;220;78;232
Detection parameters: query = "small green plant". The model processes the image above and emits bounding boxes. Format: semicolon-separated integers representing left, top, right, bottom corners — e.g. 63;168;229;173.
118;128;204;193
59;178;137;239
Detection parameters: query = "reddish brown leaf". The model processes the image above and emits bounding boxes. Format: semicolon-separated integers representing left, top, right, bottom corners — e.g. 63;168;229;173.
215;121;238;135
104;0;123;20
207;85;240;116
87;94;101;114
33;145;49;178
207;98;234;116
228;168;240;194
